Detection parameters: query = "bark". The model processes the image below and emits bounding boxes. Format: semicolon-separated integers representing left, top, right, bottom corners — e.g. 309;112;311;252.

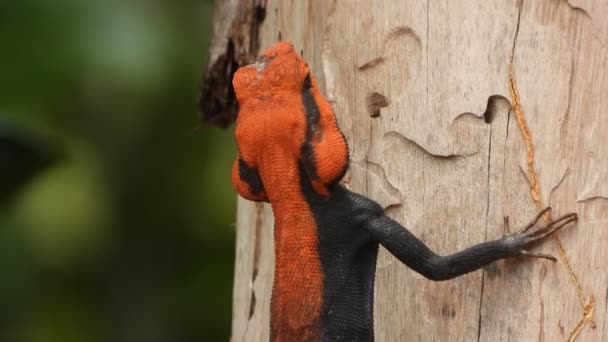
208;1;608;341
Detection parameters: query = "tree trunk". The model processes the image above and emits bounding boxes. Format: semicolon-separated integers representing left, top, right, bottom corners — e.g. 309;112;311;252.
209;1;608;341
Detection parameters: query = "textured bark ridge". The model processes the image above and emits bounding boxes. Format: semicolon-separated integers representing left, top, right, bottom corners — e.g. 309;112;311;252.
215;0;608;341
198;0;267;128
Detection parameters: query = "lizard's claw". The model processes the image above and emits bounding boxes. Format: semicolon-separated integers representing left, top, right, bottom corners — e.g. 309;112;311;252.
521;212;578;244
519;250;557;262
519;206;552;233
504;210;578;261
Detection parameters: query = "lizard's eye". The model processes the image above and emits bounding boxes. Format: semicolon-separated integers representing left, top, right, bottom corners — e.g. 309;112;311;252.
254;56;268;72
303;73;312;90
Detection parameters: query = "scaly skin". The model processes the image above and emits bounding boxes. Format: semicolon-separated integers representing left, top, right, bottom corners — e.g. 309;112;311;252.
230;42;578;342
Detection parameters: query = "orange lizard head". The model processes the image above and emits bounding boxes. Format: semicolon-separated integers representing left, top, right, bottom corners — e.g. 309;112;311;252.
233;42;311;103
232;42;349;198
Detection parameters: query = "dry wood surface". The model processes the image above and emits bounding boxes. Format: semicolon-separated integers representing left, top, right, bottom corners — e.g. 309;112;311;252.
205;1;608;341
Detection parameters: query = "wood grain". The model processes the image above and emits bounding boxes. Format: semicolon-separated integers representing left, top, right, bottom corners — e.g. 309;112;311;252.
222;0;608;340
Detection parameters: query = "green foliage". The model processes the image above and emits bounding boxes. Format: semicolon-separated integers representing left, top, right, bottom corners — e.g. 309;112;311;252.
0;1;236;340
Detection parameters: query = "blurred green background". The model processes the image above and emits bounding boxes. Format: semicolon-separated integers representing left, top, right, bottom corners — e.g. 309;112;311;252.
0;1;237;341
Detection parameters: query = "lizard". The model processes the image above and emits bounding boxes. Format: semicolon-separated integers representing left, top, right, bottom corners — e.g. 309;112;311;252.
230;41;578;342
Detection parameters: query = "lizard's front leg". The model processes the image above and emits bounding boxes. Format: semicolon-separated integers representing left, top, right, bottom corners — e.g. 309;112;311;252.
363;207;577;281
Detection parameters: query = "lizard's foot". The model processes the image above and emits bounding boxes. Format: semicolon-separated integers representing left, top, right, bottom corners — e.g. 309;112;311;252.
503;208;578;262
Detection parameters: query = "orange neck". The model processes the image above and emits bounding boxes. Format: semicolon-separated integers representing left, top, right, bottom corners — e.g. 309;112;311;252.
259;156;324;340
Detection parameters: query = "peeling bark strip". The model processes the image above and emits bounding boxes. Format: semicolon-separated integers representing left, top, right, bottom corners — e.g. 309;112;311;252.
508;63;595;342
507;3;598;340
198;0;267;128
